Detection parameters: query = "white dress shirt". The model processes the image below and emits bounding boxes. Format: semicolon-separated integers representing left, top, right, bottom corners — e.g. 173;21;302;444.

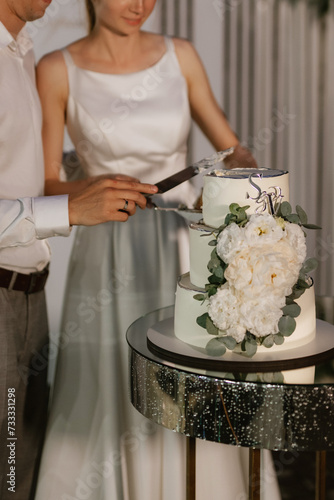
0;22;70;274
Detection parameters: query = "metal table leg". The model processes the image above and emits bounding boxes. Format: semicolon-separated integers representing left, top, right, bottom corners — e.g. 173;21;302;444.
315;450;326;500
186;436;196;500
249;448;261;500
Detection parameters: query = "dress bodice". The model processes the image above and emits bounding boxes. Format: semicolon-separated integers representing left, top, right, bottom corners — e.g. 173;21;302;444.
62;37;195;205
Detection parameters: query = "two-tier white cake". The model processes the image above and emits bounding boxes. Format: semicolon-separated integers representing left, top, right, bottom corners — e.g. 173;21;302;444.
174;168;316;359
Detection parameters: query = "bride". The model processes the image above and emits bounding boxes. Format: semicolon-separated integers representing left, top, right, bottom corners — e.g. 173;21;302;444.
34;1;277;499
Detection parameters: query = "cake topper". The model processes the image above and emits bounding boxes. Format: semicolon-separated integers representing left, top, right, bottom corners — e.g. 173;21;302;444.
246;173;283;215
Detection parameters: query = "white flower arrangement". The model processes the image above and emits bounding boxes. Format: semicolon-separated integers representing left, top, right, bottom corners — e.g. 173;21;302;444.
194;202;319;357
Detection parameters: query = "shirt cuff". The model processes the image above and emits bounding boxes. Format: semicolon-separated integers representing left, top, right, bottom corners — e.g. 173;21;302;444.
33;195;71;239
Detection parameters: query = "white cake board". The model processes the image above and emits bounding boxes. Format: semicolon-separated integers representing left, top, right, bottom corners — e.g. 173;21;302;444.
147;318;334;373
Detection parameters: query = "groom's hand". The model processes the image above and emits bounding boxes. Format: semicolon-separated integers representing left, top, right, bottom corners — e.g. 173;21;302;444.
68;178;158;225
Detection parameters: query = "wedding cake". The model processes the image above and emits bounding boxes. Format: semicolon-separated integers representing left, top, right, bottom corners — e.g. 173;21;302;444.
174;168;317;361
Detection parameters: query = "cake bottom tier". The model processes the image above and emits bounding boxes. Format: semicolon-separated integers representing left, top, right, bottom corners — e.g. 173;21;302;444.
174;273;316;354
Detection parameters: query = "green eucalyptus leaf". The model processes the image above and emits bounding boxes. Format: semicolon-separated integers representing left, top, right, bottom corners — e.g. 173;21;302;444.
244;340;257;357
285;213;300;224
193;294;206;302
208;274;224;285
208;252;224;276
220;336;237;350
280;201;292;217
208;254;220;268
301;258;318;273
296;278;311;289
229;203;241;215
296;205;308;224
217;225;227;235
212;266;224;279
207;261;218;274
208;239;217;247
262;335;274;348
278;316;296;336
207;287;218;298
210;247;218;258
302;223;322;230
289;287;305;300
282;303;301;318
273;333;285;345
196;313;208;329
206;315;219;336
224;213;237;226
237;210;248;224
205;338;227;357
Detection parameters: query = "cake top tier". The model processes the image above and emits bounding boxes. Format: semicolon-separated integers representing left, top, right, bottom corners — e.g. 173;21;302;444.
202;168;289;228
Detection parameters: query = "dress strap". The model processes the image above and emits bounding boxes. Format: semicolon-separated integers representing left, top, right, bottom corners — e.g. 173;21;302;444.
164;36;175;54
61;48;75;68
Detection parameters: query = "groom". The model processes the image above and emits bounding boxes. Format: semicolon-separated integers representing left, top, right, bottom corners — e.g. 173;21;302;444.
0;1;158;499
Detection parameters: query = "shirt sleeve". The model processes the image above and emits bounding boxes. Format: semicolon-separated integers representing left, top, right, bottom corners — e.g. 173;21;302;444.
0;195;71;249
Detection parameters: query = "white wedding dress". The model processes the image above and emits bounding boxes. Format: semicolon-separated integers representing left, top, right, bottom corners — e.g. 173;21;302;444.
35;37;281;500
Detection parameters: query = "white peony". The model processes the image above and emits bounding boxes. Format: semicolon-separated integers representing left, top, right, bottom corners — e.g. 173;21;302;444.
239;297;283;337
226;324;248;344
244;213;285;246
284;222;307;264
216;223;248;264
208;284;247;342
225;240;302;299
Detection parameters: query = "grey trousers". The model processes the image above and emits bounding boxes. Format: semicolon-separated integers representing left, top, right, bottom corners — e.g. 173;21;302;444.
0;288;49;500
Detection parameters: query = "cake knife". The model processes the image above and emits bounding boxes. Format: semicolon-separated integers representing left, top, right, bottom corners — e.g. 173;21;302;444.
154;146;235;194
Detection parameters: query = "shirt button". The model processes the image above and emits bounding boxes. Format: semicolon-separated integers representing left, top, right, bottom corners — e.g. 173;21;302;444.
8;42;17;52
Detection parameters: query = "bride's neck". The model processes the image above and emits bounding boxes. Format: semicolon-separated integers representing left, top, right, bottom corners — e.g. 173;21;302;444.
88;28;143;67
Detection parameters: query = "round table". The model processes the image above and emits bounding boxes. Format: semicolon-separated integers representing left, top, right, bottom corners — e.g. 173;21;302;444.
127;304;334;500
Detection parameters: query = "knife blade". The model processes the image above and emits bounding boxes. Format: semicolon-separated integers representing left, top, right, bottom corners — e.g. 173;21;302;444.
154;147;235;194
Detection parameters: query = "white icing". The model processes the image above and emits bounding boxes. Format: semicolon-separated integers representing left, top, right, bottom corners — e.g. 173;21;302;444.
202;168;289;228
189;223;216;288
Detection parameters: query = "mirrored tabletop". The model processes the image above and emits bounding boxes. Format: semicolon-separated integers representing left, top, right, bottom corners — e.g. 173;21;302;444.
127;305;334;451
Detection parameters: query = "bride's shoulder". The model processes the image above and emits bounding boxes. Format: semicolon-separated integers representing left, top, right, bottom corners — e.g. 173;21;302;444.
36;50;66;87
36;45;75;102
37;48;64;67
169;37;202;80
171;36;197;59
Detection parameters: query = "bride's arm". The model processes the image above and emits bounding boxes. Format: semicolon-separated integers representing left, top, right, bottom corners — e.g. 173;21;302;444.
173;38;257;169
36;50;89;195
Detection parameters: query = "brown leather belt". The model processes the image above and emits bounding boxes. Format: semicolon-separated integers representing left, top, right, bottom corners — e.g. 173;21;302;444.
0;266;49;294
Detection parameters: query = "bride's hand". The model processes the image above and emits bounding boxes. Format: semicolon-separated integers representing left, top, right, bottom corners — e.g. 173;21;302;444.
223;144;258;170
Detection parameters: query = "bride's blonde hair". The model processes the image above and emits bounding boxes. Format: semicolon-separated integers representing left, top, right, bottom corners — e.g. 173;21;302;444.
85;0;96;32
